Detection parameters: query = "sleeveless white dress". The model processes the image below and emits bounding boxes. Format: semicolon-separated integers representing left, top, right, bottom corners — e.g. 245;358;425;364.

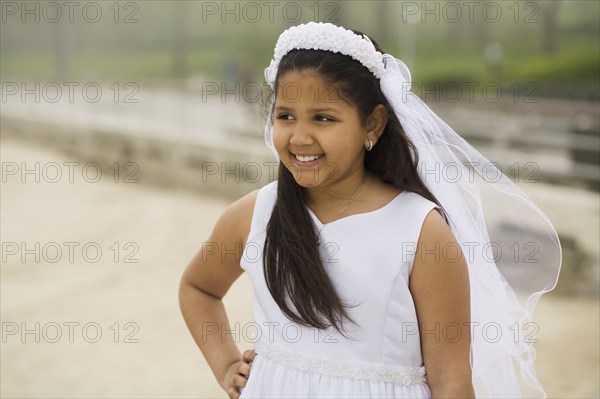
239;181;440;398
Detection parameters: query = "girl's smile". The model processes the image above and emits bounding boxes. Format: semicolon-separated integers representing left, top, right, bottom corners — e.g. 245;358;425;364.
290;153;324;168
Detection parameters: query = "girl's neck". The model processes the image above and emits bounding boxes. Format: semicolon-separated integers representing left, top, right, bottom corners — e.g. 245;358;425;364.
303;171;371;216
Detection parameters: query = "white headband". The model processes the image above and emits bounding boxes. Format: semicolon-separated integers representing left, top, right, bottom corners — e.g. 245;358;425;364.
265;22;386;87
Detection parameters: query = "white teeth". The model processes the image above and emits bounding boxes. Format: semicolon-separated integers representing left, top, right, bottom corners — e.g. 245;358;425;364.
295;154;323;162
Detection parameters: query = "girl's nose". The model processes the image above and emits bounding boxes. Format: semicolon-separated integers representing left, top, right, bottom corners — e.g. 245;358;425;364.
289;125;314;146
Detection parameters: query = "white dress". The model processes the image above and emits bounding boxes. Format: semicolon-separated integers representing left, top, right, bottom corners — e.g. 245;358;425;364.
239;181;440;398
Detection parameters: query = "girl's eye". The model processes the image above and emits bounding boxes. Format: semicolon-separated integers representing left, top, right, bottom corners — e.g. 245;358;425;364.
277;114;293;121
315;115;333;122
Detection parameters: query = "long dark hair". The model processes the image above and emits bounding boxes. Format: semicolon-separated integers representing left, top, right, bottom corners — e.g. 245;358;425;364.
263;29;447;337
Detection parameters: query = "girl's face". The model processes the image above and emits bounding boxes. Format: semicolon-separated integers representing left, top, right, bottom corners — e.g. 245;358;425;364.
273;69;370;189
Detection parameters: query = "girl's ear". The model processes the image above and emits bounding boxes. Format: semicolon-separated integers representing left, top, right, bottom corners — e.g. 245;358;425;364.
366;104;388;143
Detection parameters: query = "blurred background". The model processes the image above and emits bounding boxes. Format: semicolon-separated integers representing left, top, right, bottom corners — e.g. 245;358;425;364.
1;0;598;397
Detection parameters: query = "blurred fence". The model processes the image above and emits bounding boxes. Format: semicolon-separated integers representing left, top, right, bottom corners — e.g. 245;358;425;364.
433;100;600;191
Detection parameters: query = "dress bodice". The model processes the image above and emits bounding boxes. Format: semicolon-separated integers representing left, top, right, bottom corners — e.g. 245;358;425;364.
240;181;440;368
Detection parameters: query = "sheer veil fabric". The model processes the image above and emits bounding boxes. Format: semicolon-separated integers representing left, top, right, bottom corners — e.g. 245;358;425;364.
263;22;562;398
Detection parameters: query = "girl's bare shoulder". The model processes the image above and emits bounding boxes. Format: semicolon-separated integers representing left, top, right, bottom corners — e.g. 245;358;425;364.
217;188;260;246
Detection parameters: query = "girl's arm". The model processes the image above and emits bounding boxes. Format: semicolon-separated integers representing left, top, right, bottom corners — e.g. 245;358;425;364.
179;189;258;397
409;209;476;398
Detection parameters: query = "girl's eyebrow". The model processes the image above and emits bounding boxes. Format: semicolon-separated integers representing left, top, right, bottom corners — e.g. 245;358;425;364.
275;106;340;114
310;107;340;114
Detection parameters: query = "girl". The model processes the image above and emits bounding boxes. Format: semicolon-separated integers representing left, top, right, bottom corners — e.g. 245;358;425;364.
179;22;561;398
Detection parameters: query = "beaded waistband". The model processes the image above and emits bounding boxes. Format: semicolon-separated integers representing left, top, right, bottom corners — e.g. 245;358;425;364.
253;340;427;386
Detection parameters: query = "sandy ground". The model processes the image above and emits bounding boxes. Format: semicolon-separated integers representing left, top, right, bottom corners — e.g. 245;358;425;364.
1;137;598;398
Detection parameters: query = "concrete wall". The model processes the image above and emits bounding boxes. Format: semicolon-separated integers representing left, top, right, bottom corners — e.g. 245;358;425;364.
1;114;276;201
